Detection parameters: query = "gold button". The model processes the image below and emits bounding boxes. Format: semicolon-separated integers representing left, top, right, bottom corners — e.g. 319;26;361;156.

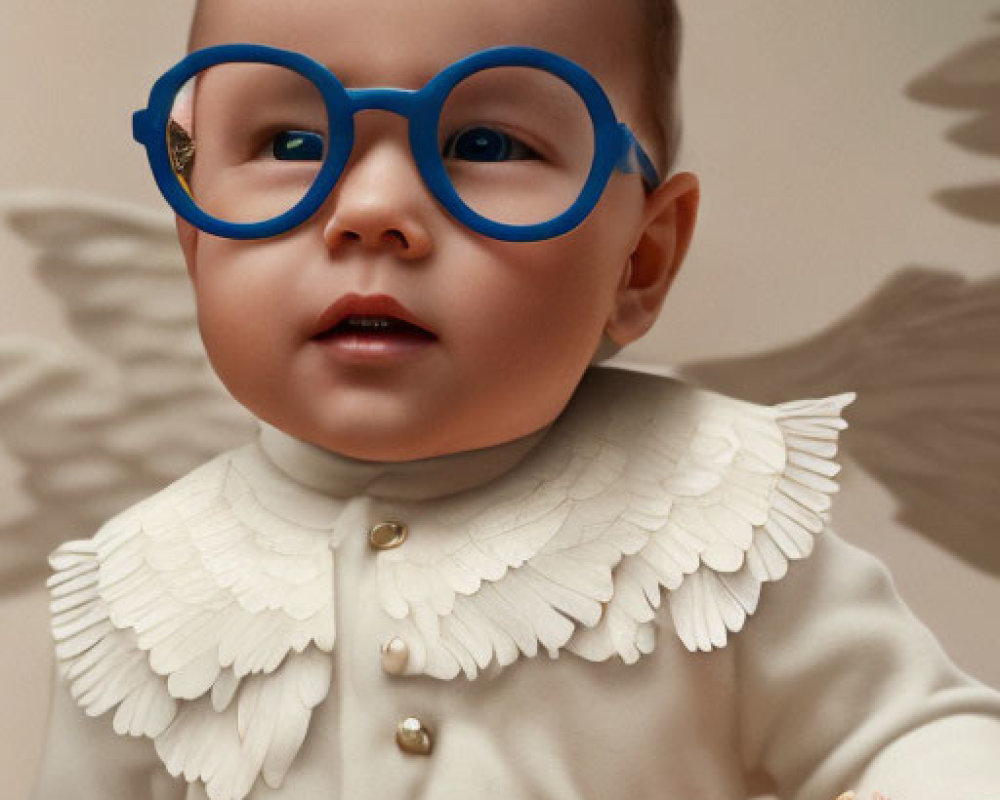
396;717;432;756
381;637;409;676
369;521;408;550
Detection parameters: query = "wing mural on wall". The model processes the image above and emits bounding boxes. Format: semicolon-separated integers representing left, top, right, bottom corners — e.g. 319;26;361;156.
0;193;255;596
906;10;1000;226
675;266;1000;576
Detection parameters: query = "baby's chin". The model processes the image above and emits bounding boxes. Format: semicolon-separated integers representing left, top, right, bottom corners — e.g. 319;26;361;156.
255;396;560;464
223;346;593;463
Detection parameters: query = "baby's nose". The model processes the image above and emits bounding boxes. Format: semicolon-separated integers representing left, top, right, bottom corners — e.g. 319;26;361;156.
321;114;434;259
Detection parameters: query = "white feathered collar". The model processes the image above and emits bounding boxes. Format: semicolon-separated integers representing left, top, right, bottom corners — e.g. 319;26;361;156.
48;366;854;800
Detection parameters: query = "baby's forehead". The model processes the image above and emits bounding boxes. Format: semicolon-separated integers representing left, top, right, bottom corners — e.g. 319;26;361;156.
189;0;647;93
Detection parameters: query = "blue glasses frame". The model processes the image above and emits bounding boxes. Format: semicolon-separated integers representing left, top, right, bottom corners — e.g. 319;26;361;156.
132;43;662;242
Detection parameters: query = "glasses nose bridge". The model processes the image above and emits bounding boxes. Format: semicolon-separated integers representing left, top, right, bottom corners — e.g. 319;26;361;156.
346;87;420;122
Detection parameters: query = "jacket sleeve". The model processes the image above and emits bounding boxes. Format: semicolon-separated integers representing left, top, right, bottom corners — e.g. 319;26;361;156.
31;664;183;800
734;525;1000;800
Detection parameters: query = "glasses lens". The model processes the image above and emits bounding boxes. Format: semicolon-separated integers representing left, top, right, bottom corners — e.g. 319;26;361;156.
438;66;595;227
167;62;330;225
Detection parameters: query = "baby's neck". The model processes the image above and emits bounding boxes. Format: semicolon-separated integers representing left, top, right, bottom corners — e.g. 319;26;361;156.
257;421;552;501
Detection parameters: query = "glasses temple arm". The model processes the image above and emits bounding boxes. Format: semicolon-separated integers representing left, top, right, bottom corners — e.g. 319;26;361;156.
133;109;152;144
616;124;662;190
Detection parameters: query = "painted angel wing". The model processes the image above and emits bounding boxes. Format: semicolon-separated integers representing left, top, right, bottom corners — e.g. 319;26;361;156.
377;369;854;676
0;191;255;596
47;443;338;800
672;266;1000;576
905;24;1000;226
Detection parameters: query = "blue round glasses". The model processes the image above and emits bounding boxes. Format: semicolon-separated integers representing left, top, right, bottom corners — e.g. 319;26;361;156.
132;44;662;242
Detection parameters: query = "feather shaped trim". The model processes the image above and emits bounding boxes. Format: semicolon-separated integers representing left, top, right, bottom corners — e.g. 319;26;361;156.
579;388;856;657
47;368;855;796
47;445;338;800
374;370;856;674
155;648;331;800
628;389;855;654
49;541;177;737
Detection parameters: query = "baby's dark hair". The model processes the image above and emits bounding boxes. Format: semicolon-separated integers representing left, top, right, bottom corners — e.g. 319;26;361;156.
641;0;683;175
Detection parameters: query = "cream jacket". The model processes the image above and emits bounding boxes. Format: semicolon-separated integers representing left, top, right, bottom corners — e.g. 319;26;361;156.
33;368;1000;800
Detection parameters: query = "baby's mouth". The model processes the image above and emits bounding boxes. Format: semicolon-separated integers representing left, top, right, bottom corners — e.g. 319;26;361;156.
317;315;437;342
310;294;439;353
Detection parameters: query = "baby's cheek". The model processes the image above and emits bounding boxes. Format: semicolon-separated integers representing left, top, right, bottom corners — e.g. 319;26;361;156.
195;296;284;404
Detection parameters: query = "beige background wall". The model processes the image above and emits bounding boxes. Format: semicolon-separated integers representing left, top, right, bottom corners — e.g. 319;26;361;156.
2;2;998;798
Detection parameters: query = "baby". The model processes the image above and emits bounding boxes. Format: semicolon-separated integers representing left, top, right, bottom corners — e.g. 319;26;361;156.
33;0;1000;799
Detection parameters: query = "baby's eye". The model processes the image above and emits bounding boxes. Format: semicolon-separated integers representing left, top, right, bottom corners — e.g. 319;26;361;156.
442;126;538;162
270;130;325;161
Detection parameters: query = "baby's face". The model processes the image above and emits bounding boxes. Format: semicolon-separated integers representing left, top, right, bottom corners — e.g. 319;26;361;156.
181;0;696;461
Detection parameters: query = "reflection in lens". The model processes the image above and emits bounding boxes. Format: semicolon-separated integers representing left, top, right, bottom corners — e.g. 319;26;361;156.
167;119;196;187
439;67;595;226
167;63;331;225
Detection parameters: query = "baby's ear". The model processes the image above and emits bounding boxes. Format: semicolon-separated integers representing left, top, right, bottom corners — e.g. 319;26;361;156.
175;216;199;280
605;171;699;345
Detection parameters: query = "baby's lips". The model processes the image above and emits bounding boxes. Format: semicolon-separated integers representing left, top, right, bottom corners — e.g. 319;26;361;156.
311;293;436;338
